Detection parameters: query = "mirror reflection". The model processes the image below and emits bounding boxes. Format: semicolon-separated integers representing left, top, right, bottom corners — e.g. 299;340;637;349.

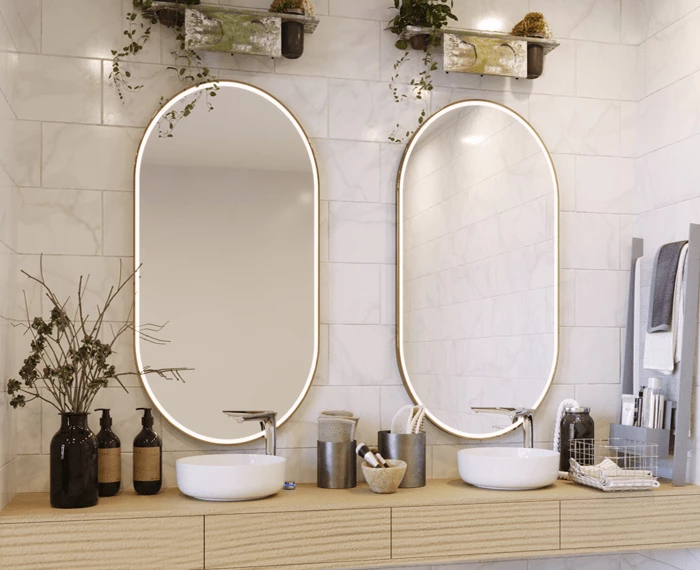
136;81;318;444
398;100;558;439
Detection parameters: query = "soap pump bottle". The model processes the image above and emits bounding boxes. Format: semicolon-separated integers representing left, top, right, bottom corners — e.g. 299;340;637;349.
133;407;162;495
95;408;121;497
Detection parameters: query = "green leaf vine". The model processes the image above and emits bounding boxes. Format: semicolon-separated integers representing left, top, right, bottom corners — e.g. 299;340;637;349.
109;0;219;137
387;0;457;144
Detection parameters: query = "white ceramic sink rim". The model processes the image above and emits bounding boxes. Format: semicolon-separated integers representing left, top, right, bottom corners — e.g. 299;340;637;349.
458;447;559;491
176;453;286;502
178;454;286;468
463;447;557;459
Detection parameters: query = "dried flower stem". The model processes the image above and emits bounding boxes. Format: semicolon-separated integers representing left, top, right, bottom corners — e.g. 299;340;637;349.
6;257;190;414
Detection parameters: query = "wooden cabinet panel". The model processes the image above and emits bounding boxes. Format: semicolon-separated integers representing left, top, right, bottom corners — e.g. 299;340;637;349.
392;501;560;559
0;516;204;569
205;508;390;568
561;495;700;550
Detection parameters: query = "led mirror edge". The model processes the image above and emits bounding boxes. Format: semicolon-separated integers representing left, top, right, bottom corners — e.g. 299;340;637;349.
133;80;320;446
395;99;560;441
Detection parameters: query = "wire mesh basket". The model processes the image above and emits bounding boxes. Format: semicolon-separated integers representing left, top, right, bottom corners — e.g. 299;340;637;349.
569;438;660;492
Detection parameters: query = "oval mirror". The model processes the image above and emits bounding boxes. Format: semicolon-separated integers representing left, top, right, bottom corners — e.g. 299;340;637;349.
397;100;558;439
135;81;319;444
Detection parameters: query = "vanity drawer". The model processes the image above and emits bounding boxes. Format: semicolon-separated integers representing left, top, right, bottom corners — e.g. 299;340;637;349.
561;495;700;549
0;516;204;569
392;501;560;559
205;508;391;568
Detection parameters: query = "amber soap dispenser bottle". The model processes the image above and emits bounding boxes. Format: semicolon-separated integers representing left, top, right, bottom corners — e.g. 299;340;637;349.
133;407;162;495
95;408;121;497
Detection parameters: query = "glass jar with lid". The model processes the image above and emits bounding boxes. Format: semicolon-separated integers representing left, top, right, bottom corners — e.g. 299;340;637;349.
560;406;595;471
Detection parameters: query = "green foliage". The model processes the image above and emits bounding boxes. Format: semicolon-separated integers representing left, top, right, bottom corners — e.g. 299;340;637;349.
109;0;218;137
388;0;457;49
109;0;158;102
269;0;304;12
387;0;455;144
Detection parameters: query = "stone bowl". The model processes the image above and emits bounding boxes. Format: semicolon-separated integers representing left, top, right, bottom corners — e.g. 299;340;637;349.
362;460;407;494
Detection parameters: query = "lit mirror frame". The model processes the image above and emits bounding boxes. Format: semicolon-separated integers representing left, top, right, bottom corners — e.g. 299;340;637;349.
396;99;560;440
134;80;320;445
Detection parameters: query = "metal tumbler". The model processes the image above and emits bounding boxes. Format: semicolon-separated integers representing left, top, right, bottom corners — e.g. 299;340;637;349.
317;440;357;489
377;430;426;488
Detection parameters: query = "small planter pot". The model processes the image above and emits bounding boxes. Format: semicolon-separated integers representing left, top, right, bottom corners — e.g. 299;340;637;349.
527;43;544;79
156;8;184;28
409;34;430;51
281;8;305;59
50;413;98;509
155;0;200;28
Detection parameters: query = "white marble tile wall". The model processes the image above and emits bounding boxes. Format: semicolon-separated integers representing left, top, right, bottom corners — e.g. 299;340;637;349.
632;0;700;512
2;0;692;566
0;0;20;510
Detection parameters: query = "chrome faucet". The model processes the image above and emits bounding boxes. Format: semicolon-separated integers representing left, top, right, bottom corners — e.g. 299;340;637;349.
223;411;277;455
472;407;535;448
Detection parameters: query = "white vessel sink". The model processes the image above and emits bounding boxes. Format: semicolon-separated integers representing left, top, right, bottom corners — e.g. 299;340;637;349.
176;454;286;501
458;447;559;490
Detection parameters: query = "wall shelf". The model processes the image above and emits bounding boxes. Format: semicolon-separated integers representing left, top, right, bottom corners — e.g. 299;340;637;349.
399;25;559;79
148;2;320;58
2;479;700;568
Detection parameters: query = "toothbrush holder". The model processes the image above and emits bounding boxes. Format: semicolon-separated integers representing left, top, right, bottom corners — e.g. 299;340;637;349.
317;440;357;489
377;430;426;488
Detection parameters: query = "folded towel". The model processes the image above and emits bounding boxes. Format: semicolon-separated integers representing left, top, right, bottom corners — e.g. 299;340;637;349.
570;458;660;492
644;244;688;374
648;241;688;332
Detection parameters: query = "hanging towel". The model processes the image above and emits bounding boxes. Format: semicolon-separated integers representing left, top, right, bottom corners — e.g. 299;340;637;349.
633;257;641;395
643;244;688;374
648;241;688;332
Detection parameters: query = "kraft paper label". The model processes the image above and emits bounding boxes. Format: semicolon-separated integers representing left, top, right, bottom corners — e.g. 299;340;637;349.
134;447;161;482
98;448;121;484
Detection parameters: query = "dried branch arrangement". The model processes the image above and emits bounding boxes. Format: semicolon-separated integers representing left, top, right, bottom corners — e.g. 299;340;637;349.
6;259;189;413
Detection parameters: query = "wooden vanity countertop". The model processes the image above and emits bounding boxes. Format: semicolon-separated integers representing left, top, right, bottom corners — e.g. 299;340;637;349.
2;478;700;524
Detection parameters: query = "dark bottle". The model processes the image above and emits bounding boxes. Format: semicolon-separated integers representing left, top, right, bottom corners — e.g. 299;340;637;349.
50;413;98;509
560;406;595;471
95;408;121;497
133;408;162;495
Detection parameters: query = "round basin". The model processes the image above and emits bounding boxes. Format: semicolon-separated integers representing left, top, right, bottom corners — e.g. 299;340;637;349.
458;447;559;490
176;454;286;501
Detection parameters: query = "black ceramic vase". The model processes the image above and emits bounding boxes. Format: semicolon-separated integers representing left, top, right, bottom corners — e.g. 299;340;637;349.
50;413;98;509
281;8;305;59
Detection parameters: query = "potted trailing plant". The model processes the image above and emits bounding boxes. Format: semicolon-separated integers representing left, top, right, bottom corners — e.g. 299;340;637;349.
511;12;552;79
269;0;314;59
388;0;457;51
110;0;217;137
387;0;457;143
6;260;188;509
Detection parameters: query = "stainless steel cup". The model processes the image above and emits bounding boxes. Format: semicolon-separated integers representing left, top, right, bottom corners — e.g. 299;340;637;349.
317;440;357;489
378;430;426;488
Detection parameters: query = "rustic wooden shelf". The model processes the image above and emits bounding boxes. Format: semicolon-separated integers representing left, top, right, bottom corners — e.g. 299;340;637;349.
148;2;319;58
2;479;700;569
399;25;559;79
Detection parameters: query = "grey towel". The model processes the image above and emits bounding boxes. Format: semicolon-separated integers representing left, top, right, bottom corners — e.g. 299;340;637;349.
648;240;688;332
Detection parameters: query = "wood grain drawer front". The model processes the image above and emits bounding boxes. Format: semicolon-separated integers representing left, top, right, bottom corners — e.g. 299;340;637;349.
392;502;560;559
561;495;700;550
205;508;391;568
0;516;204;570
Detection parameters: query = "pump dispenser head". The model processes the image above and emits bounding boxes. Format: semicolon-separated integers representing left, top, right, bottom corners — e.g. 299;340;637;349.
136;407;154;428
95;408;113;429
